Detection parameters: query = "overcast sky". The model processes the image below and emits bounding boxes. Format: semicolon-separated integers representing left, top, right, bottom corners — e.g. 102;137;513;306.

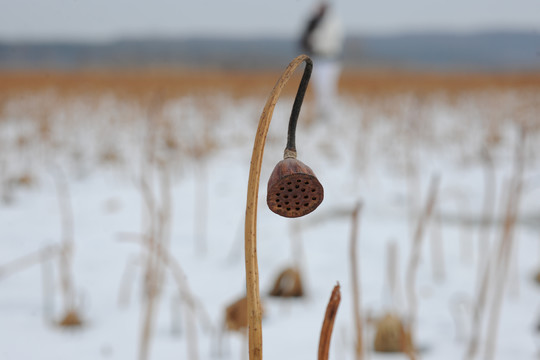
1;0;540;42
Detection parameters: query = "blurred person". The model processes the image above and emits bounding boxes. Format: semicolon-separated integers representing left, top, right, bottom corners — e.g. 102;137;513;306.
300;1;344;120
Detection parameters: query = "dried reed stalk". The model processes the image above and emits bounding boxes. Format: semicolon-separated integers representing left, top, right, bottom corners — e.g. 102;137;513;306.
121;232;211;360
405;174;440;344
318;284;342;360
138;175;160;360
244;55;311;360
139;164;158;296
156;164;172;288
137;96;179;359
483;129;526;360
139;251;159;360
464;191;506;360
137;154;172;360
464;129;526;360
349;201;364;360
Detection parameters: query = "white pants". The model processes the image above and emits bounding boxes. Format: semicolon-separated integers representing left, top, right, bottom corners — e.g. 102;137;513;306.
311;57;341;118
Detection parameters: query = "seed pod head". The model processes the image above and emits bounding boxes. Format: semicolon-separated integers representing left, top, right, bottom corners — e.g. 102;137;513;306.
267;157;323;218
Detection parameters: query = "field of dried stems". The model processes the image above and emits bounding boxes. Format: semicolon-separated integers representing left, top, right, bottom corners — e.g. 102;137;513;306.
0;66;539;360
2;69;540;99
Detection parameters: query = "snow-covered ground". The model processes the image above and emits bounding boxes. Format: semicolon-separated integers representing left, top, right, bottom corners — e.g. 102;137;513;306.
1;89;539;360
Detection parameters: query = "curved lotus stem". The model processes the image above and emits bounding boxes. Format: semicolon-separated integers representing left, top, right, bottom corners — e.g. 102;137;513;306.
244;54;313;360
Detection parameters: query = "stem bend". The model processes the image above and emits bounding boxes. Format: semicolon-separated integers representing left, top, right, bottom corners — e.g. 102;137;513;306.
244;55;312;360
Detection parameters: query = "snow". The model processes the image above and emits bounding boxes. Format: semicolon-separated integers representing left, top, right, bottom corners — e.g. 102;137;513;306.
1;89;539;360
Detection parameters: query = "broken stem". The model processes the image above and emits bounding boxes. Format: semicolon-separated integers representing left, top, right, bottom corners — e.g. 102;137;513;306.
318;284;342;360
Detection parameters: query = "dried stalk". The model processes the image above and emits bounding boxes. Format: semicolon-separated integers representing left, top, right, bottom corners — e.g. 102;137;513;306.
464;189;507;360
139;169;158;295
483;129;526;360
139;273;158;360
138;161;172;360
244;54;312;360
464;130;525;360
349;201;364;360
156;164;172;290
318;284;342;360
138;172;160;360
120;234;213;336
136;95;174;358
405;174;440;341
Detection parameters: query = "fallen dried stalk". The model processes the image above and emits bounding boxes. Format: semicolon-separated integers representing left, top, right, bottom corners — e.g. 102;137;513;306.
0;244;60;279
318;284;342;360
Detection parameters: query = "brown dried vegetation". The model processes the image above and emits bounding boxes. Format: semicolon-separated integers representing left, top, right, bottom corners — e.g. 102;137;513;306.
268;267;304;298
58;310;83;327
2;70;540;102
224;296;265;332
373;313;413;354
